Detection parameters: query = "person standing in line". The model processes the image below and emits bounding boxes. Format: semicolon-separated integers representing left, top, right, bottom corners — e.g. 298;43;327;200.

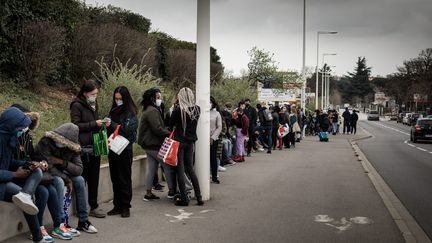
342;107;351;134
271;106;281;150
209;96;223;182
232;108;249;162
331;110;339;135
138;88;176;201
169;87;204;206
70;80;108;218
106;86;138;218
244;99;257;157
350;110;359;134
256;104;273;154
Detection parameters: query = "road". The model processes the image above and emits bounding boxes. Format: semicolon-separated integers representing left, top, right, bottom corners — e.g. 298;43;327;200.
357;116;432;240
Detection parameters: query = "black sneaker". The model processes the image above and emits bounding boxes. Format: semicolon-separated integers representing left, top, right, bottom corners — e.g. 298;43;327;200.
152;184;164;192
107;208;121;216
121;209;130;218
143;194;160;201
174;198;189;207
77;220;98;234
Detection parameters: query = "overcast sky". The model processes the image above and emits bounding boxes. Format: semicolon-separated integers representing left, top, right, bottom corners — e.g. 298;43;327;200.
88;0;432;77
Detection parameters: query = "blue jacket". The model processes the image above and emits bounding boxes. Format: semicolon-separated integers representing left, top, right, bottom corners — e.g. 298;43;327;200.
0;107;32;200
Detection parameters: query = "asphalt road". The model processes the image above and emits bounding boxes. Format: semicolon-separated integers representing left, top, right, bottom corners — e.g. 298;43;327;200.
357;117;432;240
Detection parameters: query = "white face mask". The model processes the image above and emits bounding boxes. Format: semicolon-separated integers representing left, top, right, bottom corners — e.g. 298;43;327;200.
116;100;123;106
155;99;162;107
91;105;96;110
87;96;97;103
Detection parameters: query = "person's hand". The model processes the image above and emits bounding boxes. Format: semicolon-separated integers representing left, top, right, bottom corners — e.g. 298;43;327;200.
13;167;30;179
210;138;214;145
103;118;111;127
49;156;64;165
65;179;73;194
96;119;103;127
33;161;48;171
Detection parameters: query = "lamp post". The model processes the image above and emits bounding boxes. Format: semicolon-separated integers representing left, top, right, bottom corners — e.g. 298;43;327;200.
300;0;306;111
315;31;337;110
321;53;336;110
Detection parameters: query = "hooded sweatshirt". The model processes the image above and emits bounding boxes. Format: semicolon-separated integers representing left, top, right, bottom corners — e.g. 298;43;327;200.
35;123;83;183
0;107;32;200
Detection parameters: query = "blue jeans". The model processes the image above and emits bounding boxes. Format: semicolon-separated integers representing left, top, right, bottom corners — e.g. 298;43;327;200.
222;138;233;162
3;169;43;242
53;176;88;223
332;122;338;133
35;184;61;227
254;126;273;152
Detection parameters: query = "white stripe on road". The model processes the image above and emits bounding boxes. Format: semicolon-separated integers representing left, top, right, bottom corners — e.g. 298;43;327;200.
417;148;427;152
404;140;432;155
371;122;410;136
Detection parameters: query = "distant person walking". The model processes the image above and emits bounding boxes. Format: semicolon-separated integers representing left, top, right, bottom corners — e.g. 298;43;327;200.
342;108;351;134
350;110;359;134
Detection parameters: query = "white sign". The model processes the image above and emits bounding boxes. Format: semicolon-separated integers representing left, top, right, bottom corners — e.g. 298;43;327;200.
258;88;299;102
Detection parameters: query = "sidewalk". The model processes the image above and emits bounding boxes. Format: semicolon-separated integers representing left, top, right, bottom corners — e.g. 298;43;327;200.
4;129;405;243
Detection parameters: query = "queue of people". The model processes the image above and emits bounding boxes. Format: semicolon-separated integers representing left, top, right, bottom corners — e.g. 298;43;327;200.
0;79;311;242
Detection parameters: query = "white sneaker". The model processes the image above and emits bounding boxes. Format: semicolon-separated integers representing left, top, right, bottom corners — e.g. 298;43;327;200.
257;148;265;152
12;192;39;215
218;166;227;172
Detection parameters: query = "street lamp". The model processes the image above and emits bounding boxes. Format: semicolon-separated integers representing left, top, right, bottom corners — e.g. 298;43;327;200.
321;53;336;110
325;66;336;109
315;31;337;110
300;0;306;111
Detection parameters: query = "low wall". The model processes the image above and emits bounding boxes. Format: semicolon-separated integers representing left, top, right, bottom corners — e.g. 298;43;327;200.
0;155;148;242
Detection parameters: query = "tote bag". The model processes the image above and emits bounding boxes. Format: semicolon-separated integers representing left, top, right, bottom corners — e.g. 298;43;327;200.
93;124;109;156
108;125;130;155
157;129;180;166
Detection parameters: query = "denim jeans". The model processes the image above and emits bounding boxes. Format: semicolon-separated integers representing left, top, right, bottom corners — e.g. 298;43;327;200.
254;126;273;152
144;150;175;192
53;176;88;223
222;138;233;162
3;169;43;242
332;122;338;133
35;184;61;227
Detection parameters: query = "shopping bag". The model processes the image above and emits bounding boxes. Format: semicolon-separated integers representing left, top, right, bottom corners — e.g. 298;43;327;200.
277;124;289;138
157;130;179;166
108;125;130;155
93;124;109;156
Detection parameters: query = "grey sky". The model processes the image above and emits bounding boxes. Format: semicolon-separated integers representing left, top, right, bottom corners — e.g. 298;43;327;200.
89;0;432;77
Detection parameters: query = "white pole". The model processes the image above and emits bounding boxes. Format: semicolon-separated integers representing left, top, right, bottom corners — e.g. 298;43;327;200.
321;68;324;110
195;0;211;200
315;33;320;110
301;0;306;110
326;72;330;108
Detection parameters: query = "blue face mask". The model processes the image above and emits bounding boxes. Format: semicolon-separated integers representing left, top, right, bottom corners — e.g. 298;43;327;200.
87;96;97;103
55;142;65;148
16;127;29;138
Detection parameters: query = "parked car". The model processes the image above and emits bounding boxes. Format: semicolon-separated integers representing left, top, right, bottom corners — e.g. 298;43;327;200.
367;110;379;121
409;113;421;126
410;118;432;143
427;115;432;118
403;113;412;125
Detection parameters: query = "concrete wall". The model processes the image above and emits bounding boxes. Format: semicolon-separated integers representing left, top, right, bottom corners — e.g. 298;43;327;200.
0;156;148;242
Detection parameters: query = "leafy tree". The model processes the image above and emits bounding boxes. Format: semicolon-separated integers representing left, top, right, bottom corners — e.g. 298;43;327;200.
247;46;278;86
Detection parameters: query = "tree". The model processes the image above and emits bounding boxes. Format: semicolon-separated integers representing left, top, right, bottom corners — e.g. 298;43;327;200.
247;46;278;86
338;57;373;104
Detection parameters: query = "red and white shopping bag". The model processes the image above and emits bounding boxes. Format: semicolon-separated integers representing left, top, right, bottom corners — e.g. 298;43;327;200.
157;130;179;166
108;125;130;155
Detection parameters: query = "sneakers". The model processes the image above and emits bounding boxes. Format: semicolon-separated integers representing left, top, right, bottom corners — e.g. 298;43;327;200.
89;208;106;218
143;193;160;201
77;220;98;234
225;159;236;166
30;226;54;243
167;191;178;200
107;207;122;216
52;224;72;240
267;150;272;154
152;184;164;192
64;224;80;237
218;166;227;172
121;208;130;218
174;198;189;207
12;192;39;215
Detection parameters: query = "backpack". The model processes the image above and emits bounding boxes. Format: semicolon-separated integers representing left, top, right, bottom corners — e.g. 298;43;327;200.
264;109;273;122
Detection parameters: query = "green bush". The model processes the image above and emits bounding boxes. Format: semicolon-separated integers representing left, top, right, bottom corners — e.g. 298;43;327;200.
211;78;258;107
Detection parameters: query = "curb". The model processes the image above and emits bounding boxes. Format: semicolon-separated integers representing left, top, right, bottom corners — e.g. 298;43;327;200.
350;126;431;243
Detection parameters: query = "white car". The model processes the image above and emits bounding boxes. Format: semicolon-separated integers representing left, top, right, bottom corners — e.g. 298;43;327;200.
403;113;412;125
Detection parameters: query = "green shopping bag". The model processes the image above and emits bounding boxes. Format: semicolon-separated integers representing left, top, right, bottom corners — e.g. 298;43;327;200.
92;124;109;156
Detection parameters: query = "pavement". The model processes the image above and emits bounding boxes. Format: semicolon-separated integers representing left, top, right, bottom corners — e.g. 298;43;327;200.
4;128;407;243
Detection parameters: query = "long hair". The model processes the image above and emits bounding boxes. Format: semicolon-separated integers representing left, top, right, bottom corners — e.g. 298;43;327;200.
210;96;220;112
177;87;200;134
77;80;98;99
141;87;161;111
110;86;138;115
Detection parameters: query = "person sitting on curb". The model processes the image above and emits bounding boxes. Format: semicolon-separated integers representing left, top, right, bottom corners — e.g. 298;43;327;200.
35;123;98;235
0;107;48;243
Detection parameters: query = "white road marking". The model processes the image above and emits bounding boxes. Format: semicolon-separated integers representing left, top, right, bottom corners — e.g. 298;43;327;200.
417;148;427;152
314;215;373;233
403;140;432;155
165;209;207;223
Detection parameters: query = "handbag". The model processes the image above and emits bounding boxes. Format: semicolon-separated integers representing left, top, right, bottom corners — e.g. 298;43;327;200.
277;124;289;138
92;124;109;156
157;129;180;166
108;125;130;155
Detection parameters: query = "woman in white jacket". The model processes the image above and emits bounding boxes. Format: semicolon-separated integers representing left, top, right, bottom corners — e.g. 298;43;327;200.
210;96;222;184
